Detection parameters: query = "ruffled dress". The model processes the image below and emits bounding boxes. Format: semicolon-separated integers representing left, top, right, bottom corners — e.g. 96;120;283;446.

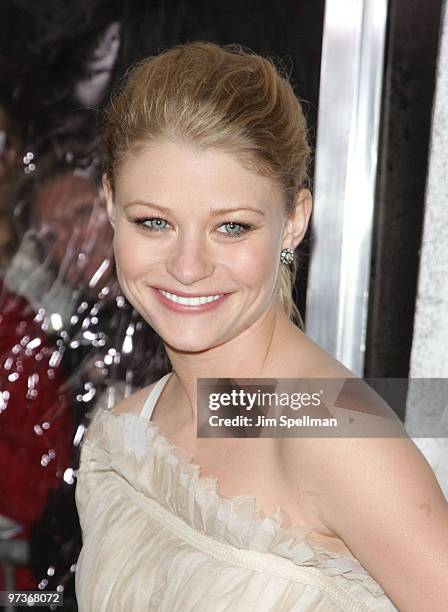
74;372;398;611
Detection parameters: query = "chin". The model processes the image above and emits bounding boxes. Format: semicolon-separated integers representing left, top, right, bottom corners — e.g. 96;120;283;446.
159;324;230;353
163;336;216;354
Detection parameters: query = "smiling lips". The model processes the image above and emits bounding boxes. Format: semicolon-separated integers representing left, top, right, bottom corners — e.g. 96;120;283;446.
153;287;230;312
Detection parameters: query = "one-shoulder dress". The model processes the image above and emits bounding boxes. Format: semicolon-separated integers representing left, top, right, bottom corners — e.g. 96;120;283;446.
74;372;398;611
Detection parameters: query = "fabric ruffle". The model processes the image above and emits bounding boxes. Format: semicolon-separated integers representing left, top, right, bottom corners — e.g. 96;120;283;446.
79;408;389;601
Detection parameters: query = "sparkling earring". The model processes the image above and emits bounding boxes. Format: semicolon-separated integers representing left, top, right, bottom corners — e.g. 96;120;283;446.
280;248;294;265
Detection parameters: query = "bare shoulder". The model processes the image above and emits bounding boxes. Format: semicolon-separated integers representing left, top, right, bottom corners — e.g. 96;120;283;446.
277;327;401;528
111;380;159;416
289;326;359;379
299;434;448;608
279;326;360;470
275;327;361;530
278;333;448;608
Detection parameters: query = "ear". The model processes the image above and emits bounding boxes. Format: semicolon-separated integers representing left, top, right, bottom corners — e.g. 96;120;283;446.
282;188;313;250
102;173;116;230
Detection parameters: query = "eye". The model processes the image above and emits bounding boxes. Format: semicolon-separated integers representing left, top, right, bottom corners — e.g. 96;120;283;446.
217;221;252;238
133;216;252;238
134;216;169;232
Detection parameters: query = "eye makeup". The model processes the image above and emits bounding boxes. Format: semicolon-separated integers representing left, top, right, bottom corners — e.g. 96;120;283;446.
132;216;254;238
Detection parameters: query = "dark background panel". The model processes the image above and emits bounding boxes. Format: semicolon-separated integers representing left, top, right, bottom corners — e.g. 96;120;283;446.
365;0;444;378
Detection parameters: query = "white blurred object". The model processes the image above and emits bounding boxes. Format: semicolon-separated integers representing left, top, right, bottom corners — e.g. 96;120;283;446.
75;22;121;107
89;380;129;420
306;0;388;375
3;231;76;331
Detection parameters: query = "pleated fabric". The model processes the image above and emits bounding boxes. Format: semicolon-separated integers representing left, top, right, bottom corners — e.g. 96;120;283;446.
74;407;398;611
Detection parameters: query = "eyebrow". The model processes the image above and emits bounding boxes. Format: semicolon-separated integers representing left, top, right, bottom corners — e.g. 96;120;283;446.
124;199;265;217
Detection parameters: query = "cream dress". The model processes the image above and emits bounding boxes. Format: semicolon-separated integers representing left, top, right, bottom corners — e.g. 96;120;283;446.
75;372;398;611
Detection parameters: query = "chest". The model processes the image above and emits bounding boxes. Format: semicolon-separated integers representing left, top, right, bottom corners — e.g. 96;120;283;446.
158;425;344;546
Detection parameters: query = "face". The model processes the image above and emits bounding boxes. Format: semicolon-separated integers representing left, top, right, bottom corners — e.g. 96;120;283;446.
32;172;114;297
105;139;309;353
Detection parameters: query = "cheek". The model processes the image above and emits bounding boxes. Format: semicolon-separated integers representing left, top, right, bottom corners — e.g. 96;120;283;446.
112;227;148;278
229;237;279;289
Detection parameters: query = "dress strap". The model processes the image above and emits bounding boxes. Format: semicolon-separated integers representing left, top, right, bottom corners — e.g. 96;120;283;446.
139;372;173;421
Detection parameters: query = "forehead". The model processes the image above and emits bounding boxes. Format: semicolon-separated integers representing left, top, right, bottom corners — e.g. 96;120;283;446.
114;139;283;210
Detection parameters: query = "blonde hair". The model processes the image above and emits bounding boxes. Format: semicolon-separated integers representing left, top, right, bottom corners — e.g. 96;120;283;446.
103;41;311;329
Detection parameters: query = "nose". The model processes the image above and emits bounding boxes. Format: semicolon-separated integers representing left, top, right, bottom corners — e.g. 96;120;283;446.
165;230;214;286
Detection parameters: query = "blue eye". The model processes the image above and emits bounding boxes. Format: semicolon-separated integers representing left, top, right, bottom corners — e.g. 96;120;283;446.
217;221;252;238
133;217;252;238
134;217;168;232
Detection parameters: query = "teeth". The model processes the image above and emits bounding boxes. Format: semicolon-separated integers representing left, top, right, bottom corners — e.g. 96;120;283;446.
159;290;224;305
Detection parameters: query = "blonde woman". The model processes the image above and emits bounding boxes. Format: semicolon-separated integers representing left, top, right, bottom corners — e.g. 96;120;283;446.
74;41;448;611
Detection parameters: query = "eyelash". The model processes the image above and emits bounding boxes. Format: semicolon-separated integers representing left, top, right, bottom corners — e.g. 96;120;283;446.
133;216;253;238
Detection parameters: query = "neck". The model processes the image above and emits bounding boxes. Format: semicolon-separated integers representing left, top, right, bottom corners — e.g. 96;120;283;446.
163;299;298;425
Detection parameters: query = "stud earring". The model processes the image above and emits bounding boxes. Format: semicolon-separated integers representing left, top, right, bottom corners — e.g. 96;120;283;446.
280;248;294;265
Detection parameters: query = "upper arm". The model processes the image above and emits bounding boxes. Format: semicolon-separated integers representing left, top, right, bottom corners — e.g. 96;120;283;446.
293;435;448;611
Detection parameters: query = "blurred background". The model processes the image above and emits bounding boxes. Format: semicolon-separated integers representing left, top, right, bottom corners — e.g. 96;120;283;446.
0;0;447;609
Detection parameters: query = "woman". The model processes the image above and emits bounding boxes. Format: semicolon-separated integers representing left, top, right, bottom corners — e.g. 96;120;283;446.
75;41;448;611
